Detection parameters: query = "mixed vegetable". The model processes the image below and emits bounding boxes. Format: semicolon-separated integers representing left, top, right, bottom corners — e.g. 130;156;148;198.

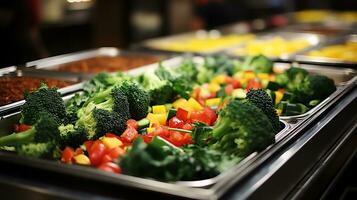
0;55;336;182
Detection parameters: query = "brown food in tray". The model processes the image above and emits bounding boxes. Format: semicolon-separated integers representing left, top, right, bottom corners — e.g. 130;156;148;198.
0;77;73;106
55;55;160;73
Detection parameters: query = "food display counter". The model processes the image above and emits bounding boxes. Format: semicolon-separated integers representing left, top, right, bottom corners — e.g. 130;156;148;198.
0;10;356;200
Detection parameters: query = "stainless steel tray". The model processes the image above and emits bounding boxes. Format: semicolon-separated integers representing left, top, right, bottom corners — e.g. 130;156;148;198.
295;34;357;67
226;31;326;60
0;56;356;199
140;30;255;54
0;70;84;116
26;47;166;75
273;62;356;121
278;23;353;37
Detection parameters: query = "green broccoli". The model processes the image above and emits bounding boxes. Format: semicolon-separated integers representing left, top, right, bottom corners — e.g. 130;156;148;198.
0;112;60;147
139;71;174;105
59;124;88;148
295;75;336;104
119;136;236;181
76;105;128;140
83;72;132;95
20;83;66;125
155;65;193;99
175;59;198;81
64;93;89;125
243;55;273;73
246;89;280;133
16;142;60;160
210;100;275;157
276;67;309;91
118;81;150;120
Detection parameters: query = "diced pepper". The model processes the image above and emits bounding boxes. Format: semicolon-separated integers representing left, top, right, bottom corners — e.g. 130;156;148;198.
244;71;256;80
61;147;74;163
146;113;160;125
172;98;188;109
187;97;203;111
101;136;123;149
208;83;221;93
155;113;168;125
205;98;221;107
146;127;155;133
176;108;189;121
276;109;282;115
212;75;227;84
152;105;167;114
120;126;138;143
73;154;91;165
275;91;284;105
257;73;270;80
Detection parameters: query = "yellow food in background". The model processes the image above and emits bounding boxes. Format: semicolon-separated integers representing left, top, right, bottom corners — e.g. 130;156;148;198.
149;34;255;52
233;37;311;58
294;10;330;23
307;41;357;62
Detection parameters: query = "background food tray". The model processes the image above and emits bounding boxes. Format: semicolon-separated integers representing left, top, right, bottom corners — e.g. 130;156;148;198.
0;69;84;116
226;31;325;60
295;34;357;67
26;47;166;75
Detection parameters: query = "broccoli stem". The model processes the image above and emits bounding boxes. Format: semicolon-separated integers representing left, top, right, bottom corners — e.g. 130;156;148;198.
0;127;36;146
211;118;232;139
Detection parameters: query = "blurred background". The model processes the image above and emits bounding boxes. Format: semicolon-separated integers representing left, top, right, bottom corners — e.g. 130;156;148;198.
0;0;356;67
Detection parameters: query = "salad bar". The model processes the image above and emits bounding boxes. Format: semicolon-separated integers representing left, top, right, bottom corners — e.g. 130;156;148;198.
0;10;357;200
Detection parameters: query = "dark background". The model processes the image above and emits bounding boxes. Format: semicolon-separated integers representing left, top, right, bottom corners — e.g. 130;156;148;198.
0;0;356;67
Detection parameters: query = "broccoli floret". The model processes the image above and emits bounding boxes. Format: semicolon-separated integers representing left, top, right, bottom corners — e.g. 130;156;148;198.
246;89;280;133
283;67;309;91
175;59;198;81
243;55;273;73
295;75;336;104
119;81;150;120
155;65;193;99
0;112;60;147
140;72;174;105
59;124;88;148
20;83;66;125
83;72;132;95
17;142;60;160
65;93;89;125
211;100;275;157
76;104;127;140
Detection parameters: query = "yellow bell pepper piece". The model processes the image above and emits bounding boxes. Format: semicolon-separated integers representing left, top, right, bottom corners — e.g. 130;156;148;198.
147;127;155;133
208;83;221;93
155;113;168;125
173;98;188;109
205;98;221;107
212;75;227;84
73;154;91;165
146;113;160;125
275;91;284;105
188;98;203;111
257;73;270;80
244;71;256;80
101;136;123;149
152;105;167;114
